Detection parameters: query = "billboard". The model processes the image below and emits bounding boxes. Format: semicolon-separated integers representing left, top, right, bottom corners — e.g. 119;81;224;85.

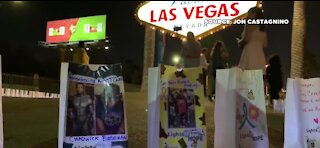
46;15;106;43
136;1;259;39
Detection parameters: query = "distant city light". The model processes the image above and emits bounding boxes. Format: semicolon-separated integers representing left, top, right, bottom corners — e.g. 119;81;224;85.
13;1;23;4
70;48;73;51
86;47;89;50
105;46;109;50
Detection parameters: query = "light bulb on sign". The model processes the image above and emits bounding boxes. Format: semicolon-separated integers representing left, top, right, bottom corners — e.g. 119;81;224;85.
105;46;109;50
70;48;73;51
86;47;89;50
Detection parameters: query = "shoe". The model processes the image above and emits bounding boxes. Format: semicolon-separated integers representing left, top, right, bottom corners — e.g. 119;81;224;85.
212;95;215;102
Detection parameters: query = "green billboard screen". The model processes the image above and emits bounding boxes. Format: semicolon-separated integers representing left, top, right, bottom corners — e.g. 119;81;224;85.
46;15;106;43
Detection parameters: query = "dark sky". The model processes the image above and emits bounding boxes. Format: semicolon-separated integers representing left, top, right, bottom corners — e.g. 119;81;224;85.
0;1;319;82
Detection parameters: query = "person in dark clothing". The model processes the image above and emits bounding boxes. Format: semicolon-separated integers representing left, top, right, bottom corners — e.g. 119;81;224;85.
168;92;177;127
266;54;283;106
208;40;229;100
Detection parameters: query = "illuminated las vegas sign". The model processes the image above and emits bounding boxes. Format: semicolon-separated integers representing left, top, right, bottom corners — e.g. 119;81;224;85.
136;1;259;39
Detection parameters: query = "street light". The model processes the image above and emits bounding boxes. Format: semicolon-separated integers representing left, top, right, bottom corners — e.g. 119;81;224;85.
0;1;24;7
173;55;180;65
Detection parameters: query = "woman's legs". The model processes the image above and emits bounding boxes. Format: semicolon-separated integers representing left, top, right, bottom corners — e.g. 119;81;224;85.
270;87;280;105
202;68;207;96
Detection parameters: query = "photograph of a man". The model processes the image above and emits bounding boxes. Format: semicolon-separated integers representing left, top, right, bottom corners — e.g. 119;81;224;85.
67;82;95;136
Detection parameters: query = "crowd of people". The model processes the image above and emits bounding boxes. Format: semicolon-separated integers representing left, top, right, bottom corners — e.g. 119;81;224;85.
180;6;283;106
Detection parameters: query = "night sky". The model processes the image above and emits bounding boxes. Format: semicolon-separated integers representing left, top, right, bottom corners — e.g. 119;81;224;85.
0;1;319;83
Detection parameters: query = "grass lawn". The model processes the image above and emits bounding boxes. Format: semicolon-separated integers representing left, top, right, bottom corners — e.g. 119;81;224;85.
2;87;284;147
3;98;59;148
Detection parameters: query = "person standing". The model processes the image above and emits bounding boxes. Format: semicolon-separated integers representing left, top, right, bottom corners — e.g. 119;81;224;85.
72;41;90;64
181;32;202;68
266;54;283;106
237;7;268;74
200;48;209;96
208;41;229;100
176;91;187;127
33;73;40;91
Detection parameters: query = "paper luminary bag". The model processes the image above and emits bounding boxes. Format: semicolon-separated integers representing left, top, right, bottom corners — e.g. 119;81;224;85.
0;55;3;148
284;78;320;148
58;62;128;148
148;65;207;148
214;67;269;148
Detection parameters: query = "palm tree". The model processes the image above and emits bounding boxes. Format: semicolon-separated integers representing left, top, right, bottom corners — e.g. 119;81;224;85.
290;1;306;78
140;25;156;92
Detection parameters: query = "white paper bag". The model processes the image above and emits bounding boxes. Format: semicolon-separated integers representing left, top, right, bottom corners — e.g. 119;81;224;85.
7;88;11;97
27;91;31;98
148;65;207;148
19;90;23;98
214;67;269;148
214;68;237;148
284;78;320;148
45;93;49;98
22;90;26;98
12;89;16;97
147;67;160;148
